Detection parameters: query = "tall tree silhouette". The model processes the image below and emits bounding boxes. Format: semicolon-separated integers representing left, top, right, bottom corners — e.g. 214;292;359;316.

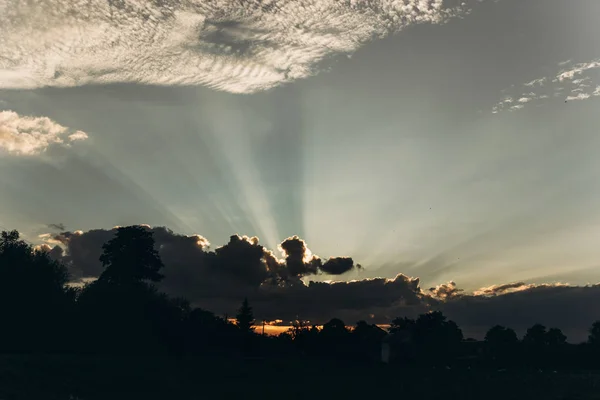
98;226;164;285
77;227;170;354
236;298;255;334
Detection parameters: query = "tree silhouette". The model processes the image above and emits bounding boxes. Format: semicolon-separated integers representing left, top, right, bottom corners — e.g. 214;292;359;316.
484;325;519;365
353;320;387;343
98;226;164;286
77;227;174;354
485;325;518;349
588;321;600;346
546;327;567;346
523;324;547;346
0;230;73;352
353;321;388;362
319;318;351;359
321;318;349;338
389;316;416;337
388;316;417;363
413;312;463;357
236;297;255;334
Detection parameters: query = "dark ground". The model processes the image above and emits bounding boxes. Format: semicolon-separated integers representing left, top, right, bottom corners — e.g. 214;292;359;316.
1;355;600;400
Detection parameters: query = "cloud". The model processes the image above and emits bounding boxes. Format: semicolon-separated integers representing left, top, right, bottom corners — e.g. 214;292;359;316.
68;131;89;141
47;223;66;231
524;77;546;87
34;243;65;260
0;0;483;94
37;224;600;342
566;92;591;102
0;111;88;155
46;225;360;302
254;273;426;323
278;235;320;278
428;281;464;300
471;281;568;296
492;58;600;113
442;284;600;342
557;61;600;82
320;257;357;275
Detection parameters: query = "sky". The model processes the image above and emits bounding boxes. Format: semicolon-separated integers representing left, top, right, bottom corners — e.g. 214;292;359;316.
1;0;600;340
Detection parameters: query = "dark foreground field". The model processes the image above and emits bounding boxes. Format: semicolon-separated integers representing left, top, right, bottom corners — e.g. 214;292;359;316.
1;356;600;400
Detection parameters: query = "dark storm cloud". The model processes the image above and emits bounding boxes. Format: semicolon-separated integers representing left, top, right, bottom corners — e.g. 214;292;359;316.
51;227;269;300
52;229;114;278
250;274;426;323
440;284;600;342
320;257;356;275
48;225;360;301
40;225;600;341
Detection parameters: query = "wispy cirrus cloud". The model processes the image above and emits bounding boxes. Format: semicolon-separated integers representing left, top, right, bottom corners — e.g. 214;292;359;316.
0;110;88;155
493;58;600;113
0;0;484;94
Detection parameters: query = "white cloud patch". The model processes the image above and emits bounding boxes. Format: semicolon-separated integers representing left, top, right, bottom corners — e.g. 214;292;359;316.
492;58;600;113
68;131;89;141
556;60;600;82
524;77;546;87
566;92;591;102
0;0;484;94
0;110;88;155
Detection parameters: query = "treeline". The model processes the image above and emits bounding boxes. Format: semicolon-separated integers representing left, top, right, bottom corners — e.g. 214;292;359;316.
2;227;600;370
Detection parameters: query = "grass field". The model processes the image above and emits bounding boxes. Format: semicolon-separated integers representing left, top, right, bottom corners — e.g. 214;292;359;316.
1;355;600;400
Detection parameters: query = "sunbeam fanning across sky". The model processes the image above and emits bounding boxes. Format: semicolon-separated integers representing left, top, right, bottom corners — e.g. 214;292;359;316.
192;95;282;251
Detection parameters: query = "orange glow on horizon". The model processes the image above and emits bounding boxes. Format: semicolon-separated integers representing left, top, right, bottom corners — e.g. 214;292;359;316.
251;323;391;336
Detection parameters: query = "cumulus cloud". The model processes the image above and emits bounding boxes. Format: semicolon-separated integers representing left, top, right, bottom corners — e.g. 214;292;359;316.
320;257;357;275
0;0;483;94
492;58;600;113
68;131;89;141
428;281;464;300
34;224;600;342
45;226;360;302
254;273;425;323
0;111;88;155
278;235;320;278
442;284;600;342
